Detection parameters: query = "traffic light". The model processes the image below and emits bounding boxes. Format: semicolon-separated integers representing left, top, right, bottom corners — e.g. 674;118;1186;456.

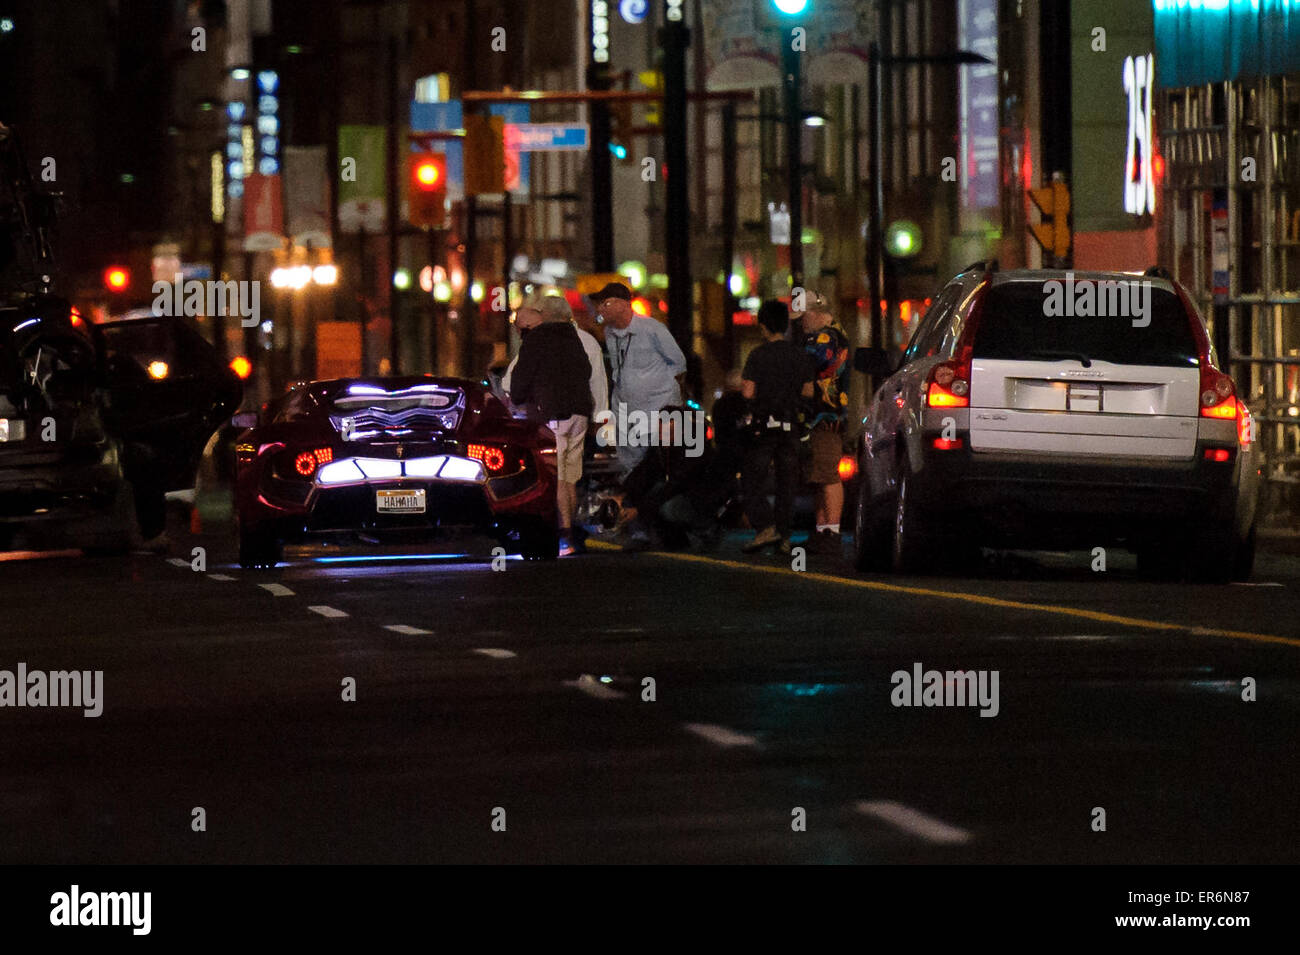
1028;179;1071;260
638;70;662;126
756;0;810;29
611;100;633;163
885;220;922;259
103;266;130;292
408;152;447;228
463;114;505;196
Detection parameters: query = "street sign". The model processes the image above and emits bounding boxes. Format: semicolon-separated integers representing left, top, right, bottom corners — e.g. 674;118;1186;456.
504;123;590;152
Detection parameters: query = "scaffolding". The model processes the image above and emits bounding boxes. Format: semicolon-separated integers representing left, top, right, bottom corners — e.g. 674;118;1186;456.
1162;75;1300;523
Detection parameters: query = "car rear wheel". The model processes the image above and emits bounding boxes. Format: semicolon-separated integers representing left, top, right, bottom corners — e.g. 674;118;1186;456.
239;523;282;569
853;480;891;572
891;467;935;574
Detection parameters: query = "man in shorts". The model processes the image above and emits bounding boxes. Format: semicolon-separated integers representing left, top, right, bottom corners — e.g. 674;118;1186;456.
794;291;851;554
508;293;594;556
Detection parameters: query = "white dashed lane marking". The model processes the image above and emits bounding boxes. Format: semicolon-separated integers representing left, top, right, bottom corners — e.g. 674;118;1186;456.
258;583;295;597
682;723;758;748
854;800;973;845
208;573;235;581
474;648;517;659
167;558;190;568
308;605;349;618
384;625;432;635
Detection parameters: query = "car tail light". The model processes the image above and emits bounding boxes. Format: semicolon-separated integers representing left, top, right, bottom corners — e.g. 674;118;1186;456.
1199;368;1239;420
467;443;507;473
1203;447;1232;463
932;437;963;450
923;275;990;410
926;363;970;408
837;455;857;481
293;447;333;477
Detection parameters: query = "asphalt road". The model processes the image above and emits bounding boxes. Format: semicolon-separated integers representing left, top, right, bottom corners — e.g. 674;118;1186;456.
2;514;1298;864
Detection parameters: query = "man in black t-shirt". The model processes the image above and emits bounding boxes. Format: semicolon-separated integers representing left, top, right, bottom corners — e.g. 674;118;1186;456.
740;300;815;554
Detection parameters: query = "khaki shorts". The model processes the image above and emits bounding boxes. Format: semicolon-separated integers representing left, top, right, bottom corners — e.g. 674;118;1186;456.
548;415;588;483
808;424;844;484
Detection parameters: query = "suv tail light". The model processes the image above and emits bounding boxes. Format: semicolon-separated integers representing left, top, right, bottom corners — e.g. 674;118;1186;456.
924;273;992;409
1198;368;1239;420
926;362;970;408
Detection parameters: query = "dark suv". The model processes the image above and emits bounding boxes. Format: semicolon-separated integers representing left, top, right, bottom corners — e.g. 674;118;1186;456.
0;298;240;552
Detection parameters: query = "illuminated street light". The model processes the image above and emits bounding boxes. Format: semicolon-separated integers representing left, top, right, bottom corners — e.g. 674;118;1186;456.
312;264;338;286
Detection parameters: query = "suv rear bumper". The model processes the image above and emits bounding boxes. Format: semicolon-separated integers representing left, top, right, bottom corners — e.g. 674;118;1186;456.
913;446;1242;545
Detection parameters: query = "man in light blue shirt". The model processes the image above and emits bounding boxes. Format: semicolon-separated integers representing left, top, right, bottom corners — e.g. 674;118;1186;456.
592;282;687;476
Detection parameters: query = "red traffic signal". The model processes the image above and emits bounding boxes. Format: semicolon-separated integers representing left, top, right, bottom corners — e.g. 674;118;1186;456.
408;152;447;228
104;266;130;292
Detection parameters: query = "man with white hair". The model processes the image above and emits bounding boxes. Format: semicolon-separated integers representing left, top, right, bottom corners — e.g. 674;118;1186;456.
507;292;601;556
504;293;607;424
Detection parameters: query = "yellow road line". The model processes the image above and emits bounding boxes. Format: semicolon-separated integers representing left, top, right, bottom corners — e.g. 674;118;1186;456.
586;540;1299;649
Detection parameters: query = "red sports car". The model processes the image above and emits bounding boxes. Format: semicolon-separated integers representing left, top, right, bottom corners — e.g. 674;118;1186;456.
233;376;559;567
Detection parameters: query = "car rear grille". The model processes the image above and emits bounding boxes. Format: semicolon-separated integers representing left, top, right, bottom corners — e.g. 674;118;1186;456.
330;408;460;439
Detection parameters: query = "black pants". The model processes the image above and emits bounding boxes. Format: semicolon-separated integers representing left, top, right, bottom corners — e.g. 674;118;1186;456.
741;427;800;539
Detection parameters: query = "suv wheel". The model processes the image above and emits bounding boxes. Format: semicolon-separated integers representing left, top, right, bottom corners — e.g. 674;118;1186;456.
891;467;934;574
1231;525;1257;581
853;481;890;572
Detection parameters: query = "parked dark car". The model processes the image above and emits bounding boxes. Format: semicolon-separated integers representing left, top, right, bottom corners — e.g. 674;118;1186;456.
0;298;241;551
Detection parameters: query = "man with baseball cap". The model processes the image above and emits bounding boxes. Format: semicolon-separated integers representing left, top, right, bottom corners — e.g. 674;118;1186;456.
591;281;687;477
794;290;851;554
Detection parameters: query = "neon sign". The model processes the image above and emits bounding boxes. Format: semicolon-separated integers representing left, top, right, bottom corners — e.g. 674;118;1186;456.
1123;54;1155;217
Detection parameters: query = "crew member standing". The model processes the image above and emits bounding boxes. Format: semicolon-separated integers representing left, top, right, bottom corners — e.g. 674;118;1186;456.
740;300;815;555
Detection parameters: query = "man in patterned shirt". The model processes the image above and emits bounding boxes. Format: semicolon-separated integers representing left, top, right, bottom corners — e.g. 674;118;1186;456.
794;291;850;555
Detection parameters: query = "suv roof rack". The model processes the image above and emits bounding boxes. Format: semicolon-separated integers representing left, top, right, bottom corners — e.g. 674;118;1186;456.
962;259;999;274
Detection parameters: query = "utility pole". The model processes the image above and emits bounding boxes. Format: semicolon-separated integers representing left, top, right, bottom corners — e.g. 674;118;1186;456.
662;0;691;350
721;100;738;366
385;34;400;374
867;42;883;354
461;0;478;378
588;0;614;272
781;33;803;290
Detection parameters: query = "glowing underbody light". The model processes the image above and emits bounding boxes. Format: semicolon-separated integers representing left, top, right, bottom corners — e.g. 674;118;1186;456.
312;553;472;563
316;455;485;485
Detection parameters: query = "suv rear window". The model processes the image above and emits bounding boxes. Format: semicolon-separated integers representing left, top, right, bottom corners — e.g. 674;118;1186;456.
972;281;1200;367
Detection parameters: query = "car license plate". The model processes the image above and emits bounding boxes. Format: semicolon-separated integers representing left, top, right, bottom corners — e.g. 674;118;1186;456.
0;418;25;442
376;489;426;513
